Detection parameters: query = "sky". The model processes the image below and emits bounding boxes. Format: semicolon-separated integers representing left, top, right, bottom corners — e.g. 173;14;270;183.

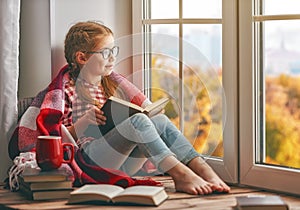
150;0;300;19
150;0;300;74
150;0;300;38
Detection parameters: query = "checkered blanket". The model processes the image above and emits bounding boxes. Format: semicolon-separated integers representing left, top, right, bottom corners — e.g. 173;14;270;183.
8;65;161;188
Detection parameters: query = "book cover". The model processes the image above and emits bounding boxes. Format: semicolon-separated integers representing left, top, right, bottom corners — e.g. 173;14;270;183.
84;96;169;137
19;186;73;201
19;177;72;191
20;165;73;183
67;184;168;206
235;195;289;210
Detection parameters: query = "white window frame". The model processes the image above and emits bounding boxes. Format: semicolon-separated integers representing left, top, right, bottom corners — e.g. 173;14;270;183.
132;0;238;184
239;0;300;195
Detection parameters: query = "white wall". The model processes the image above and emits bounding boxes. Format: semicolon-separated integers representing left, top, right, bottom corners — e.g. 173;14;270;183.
19;0;132;98
51;0;133;78
4;0;132;182
19;0;52;98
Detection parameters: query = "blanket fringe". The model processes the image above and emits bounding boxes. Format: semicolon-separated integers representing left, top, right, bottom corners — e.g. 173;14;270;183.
132;177;163;186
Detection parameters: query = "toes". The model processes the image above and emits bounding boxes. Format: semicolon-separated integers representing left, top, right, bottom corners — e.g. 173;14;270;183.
221;184;231;193
189;188;199;195
212;184;224;192
196;184;213;195
195;186;204;195
204;184;213;194
212;183;230;193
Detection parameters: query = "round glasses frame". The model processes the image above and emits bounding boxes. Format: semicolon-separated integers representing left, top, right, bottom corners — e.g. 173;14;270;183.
85;46;119;60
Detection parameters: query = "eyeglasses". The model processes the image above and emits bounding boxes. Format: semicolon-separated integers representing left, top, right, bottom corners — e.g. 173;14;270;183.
85;46;119;60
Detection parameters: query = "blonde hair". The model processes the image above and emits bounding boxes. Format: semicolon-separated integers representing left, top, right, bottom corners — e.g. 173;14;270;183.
64;21;119;106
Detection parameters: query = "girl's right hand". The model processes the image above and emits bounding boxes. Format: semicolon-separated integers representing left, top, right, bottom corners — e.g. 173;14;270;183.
72;106;107;138
79;105;107;126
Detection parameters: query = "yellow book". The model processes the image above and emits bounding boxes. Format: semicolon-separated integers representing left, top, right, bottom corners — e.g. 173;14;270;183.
67;184;168;206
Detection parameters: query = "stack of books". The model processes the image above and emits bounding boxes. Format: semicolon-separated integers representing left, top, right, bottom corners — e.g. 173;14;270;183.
18;165;74;201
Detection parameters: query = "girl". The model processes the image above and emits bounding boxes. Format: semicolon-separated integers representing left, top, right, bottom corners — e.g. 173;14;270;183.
63;21;230;195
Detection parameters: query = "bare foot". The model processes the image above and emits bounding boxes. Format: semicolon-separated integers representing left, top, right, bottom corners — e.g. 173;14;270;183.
172;169;215;195
162;156;215;195
188;157;231;193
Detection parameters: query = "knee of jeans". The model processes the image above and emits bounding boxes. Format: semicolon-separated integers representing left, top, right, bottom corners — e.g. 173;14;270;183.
151;114;169;127
130;113;153;131
152;114;169;122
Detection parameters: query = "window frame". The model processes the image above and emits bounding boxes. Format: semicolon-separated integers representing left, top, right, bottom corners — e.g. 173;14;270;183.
132;0;238;184
239;0;300;195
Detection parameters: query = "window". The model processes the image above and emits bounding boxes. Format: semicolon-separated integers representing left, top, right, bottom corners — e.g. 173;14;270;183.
257;0;300;170
240;0;300;195
132;0;238;183
134;0;300;195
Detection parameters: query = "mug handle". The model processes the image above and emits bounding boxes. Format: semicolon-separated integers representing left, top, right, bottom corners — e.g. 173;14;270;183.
62;143;74;163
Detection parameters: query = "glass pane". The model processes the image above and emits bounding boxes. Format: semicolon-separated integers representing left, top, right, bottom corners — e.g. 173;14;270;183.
183;0;222;18
150;25;180;126
183;24;223;158
264;0;300;15
150;0;179;19
263;20;300;169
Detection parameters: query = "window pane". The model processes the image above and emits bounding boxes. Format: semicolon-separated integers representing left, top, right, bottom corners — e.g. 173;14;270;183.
183;24;223;158
263;20;300;169
183;0;222;18
183;25;222;69
150;25;180;126
264;0;300;15
150;0;179;19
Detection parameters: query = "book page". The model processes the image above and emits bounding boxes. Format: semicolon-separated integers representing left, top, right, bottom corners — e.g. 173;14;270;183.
144;98;169;117
72;184;124;200
84;97;169;138
109;96;143;112
21;165;73;182
116;186;164;197
112;186;168;206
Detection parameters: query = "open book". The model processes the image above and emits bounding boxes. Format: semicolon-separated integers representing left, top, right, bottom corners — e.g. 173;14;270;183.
67;184;168;206
84;96;170;137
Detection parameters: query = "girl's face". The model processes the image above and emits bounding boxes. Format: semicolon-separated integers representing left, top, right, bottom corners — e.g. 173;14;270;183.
80;35;116;84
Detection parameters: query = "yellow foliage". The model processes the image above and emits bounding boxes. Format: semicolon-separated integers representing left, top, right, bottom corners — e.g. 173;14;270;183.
151;55;224;158
265;75;300;169
152;54;300;166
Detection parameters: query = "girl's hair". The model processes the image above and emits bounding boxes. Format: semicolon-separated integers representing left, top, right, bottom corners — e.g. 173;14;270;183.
64;21;119;106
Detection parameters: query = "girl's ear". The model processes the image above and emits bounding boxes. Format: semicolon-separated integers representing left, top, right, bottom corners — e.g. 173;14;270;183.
75;51;88;64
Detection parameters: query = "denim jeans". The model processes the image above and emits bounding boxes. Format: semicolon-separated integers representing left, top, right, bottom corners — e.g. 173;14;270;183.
81;113;199;176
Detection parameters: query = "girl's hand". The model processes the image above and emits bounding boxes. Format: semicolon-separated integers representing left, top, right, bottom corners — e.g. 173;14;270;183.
72;106;106;138
80;105;107;126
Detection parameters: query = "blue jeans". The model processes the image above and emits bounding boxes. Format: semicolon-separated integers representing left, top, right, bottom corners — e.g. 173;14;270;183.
81;113;199;176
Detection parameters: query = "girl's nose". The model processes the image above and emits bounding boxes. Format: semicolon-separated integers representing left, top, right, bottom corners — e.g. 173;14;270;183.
108;54;116;62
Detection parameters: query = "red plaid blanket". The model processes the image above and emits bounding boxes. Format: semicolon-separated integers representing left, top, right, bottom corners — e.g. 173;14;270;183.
8;65;161;188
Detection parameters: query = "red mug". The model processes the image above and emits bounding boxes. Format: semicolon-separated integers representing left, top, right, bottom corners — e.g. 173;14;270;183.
36;136;74;171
